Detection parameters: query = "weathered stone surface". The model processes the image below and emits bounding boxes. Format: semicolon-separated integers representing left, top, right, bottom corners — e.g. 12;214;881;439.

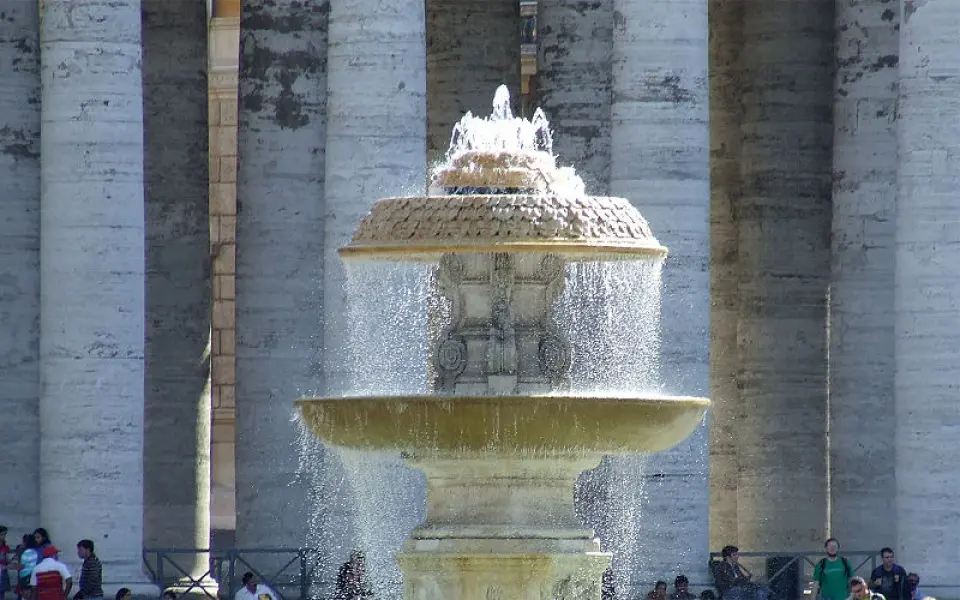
829;0;898;549
323;0;427;393
39;0;152;587
609;0;710;583
142;0;211;566
426;0;520;159
0;0;40;538
345;195;662;256
707;0;742;552
235;0;327;558
736;0;832;551
537;0;613;195
895;0;960;586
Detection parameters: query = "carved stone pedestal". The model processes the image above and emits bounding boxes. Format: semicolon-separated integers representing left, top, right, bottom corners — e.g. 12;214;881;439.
398;457;609;600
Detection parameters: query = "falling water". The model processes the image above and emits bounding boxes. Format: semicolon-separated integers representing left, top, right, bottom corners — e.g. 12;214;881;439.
555;259;664;395
304;85;685;599
341;262;435;396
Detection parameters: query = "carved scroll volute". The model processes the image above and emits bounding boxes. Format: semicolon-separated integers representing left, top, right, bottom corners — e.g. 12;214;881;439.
434;253;467;391
487;253;517;375
538;254;572;389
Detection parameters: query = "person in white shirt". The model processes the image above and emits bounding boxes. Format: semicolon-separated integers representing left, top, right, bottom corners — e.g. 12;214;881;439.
234;572;277;600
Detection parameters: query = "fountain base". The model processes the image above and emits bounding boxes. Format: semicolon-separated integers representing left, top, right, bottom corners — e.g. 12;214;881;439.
397;457;609;600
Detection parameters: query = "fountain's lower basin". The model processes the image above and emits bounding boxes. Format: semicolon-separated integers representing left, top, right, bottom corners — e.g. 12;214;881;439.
296;395;708;599
295;394;708;459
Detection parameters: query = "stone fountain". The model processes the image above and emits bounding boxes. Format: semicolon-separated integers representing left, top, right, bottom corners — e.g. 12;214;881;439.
296;87;709;600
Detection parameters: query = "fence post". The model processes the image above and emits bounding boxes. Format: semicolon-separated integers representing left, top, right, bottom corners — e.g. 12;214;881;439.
299;550;308;600
157;553;165;596
227;551;237;600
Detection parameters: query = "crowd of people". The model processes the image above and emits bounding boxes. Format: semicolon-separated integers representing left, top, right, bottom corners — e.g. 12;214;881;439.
0;526;106;600
712;540;930;600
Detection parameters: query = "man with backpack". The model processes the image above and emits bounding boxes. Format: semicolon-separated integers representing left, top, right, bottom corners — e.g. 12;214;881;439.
814;538;854;600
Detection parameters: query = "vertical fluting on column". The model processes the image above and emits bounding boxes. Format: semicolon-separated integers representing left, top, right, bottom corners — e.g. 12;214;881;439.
235;0;327;552
895;0;960;584
736;0;832;550
708;0;742;552
609;0;710;585
0;2;40;537
829;0;898;548
39;0;151;586
426;0;520;160
142;0;212;562
536;0;612;195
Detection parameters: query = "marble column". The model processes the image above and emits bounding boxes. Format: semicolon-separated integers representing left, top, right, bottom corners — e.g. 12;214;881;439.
235;0;327;556
426;0;520;160
895;0;960;586
536;0;612;194
708;0;743;552
610;0;710;587
39;0;153;590
736;0;833;551
142;0;212;565
0;1;41;537
829;0;898;548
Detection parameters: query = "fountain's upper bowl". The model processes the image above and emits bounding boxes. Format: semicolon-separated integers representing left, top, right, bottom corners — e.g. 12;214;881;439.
339;193;668;262
295;394;708;459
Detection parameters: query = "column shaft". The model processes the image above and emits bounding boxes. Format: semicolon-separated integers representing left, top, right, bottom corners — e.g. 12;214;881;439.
426;0;520;159
142;0;212;561
736;0;833;550
536;0;612;194
610;0;710;586
895;0;960;584
322;0;427;591
235;0;328;553
0;1;41;536
39;0;150;586
708;0;743;552
829;0;898;548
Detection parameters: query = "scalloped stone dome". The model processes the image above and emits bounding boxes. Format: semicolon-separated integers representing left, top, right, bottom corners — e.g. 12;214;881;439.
339;193;667;260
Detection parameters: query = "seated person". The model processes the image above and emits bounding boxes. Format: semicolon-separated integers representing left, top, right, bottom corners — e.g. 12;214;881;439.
714;546;768;600
648;581;668;600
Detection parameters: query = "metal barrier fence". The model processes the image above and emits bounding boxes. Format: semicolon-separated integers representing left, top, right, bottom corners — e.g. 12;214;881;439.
147;548;957;600
143;548;324;600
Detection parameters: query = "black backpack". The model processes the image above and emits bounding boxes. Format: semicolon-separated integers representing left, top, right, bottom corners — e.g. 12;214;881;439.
817;557;853;584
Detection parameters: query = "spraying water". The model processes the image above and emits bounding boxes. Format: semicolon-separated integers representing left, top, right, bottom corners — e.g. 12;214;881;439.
296;86;707;600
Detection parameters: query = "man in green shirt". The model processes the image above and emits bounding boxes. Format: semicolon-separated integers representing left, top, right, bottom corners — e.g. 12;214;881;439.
814;538;854;600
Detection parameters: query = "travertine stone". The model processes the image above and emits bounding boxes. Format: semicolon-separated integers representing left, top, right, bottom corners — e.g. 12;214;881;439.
736;0;832;550
0;0;40;537
829;0;898;549
895;0;960;588
708;0;743;551
235;0;327;559
609;0;710;583
39;0;154;589
426;0;520;158
537;0;612;195
344;194;664;259
323;0;428;394
142;0;212;568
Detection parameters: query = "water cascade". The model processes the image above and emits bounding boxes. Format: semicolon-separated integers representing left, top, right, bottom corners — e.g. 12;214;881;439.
296;86;709;600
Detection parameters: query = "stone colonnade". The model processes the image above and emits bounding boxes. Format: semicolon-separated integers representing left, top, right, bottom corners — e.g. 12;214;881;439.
0;0;211;589
4;0;960;593
708;0;960;590
232;0;710;592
